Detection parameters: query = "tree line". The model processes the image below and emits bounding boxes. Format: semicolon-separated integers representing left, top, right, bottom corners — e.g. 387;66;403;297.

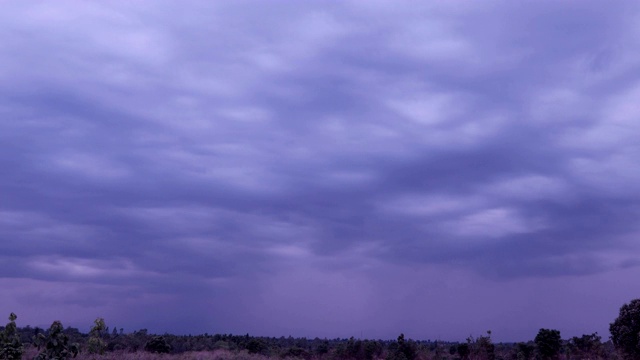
2;298;640;360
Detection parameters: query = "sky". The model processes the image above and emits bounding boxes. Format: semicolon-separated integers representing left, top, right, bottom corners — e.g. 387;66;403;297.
1;0;640;343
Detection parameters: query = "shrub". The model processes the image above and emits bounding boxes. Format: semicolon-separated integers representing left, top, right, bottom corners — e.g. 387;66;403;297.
145;335;173;354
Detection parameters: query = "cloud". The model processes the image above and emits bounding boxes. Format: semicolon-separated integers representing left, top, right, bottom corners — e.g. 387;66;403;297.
2;0;640;341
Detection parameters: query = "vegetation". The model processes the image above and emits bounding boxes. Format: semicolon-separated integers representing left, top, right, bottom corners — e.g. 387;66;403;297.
0;313;23;360
144;336;172;354
566;333;604;359
33;320;79;359
385;334;415;360
2;298;640;359
87;318;106;355
610;298;640;360
534;329;561;360
467;331;495;360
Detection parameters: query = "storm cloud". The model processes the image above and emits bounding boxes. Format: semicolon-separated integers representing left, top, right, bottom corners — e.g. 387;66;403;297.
1;0;640;342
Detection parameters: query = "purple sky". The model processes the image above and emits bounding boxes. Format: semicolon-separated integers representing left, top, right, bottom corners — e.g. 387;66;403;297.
1;0;640;343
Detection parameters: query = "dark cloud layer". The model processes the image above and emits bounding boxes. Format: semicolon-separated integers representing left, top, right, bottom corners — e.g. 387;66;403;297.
2;0;640;342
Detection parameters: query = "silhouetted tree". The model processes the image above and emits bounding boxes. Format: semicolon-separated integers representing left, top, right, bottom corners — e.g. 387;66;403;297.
534;329;561;360
364;340;383;360
457;343;471;360
610;298;640;360
386;334;417;360
515;342;534;360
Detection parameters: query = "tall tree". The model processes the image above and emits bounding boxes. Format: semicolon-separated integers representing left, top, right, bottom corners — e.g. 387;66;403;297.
0;313;23;360
610;299;640;360
534;329;561;360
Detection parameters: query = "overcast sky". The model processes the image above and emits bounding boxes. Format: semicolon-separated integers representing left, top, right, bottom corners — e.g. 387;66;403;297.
1;0;640;343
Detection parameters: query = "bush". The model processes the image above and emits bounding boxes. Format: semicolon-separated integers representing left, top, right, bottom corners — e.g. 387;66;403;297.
145;335;172;354
247;339;268;354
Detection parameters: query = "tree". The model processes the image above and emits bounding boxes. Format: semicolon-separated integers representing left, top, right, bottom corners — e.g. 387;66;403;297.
34;321;79;360
386;334;417;360
315;340;329;356
0;313;23;360
467;331;495;360
515;342;534;360
567;333;603;359
87;317;107;354
534;329;561;360
610;298;640;360
457;343;471;360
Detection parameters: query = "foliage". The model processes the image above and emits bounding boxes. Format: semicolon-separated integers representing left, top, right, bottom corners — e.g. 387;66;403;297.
145;335;172;354
534;329;561;360
457;343;471;360
386;334;417;360
0;312;626;360
334;337;383;360
610;298;640;360
467;331;495;360
362;340;383;360
280;346;310;359
0;313;23;360
87;317;107;354
247;338;268;355
34;320;79;360
567;333;604;359
514;342;534;360
314;340;329;356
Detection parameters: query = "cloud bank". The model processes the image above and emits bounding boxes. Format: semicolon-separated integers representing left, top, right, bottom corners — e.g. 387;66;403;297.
1;0;640;341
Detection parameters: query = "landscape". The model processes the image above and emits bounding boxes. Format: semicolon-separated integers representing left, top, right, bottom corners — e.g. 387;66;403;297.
3;2;640;360
2;298;640;359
